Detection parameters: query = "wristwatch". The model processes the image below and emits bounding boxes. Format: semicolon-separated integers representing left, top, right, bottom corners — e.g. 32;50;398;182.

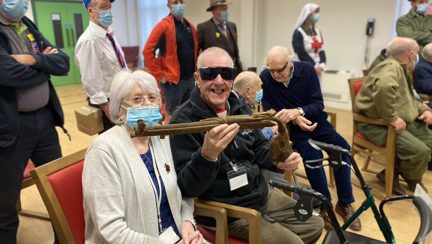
297;107;305;116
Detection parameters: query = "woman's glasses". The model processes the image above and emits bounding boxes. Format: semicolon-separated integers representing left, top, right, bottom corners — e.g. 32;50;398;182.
125;95;159;106
198;67;237;81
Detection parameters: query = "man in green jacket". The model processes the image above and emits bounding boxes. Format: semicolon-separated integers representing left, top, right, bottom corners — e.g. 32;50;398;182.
396;0;432;51
354;37;431;194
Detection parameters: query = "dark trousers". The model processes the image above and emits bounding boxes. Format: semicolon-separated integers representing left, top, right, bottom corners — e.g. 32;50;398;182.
0;107;61;244
161;76;195;115
292;119;355;205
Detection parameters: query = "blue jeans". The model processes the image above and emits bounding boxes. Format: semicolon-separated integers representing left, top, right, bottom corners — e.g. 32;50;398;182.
161;76;194;115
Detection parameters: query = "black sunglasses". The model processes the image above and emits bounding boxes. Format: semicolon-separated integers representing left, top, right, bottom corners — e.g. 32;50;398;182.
199;67;237;81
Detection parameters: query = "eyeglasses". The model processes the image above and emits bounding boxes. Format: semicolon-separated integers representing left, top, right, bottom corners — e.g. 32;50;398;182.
125;95;159;105
267;62;289;74
199;67;238;81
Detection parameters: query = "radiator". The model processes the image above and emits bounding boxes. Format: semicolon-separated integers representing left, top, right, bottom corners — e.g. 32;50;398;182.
321;70;355;110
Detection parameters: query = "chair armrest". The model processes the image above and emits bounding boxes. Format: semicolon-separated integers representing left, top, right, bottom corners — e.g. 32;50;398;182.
353;113;388;126
324;110;337;127
199;200;262;244
194;200;228;244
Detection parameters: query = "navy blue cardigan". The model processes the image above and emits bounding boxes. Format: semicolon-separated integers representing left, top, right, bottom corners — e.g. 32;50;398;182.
415;58;432;95
260;61;326;123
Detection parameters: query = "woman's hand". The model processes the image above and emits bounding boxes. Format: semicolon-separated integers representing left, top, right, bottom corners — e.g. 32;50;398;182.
180;220;203;244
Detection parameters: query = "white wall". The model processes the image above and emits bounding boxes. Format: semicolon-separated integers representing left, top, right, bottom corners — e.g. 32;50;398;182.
183;0;399;76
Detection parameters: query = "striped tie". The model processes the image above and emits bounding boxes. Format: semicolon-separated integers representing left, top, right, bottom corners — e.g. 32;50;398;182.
106;31;126;69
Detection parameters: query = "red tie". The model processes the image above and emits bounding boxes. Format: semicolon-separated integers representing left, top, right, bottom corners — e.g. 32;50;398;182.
106;31;126;68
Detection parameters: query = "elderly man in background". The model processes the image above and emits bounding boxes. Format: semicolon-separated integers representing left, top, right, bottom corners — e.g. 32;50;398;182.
75;0;124;133
260;45;361;231
355;37;432;193
170;47;323;244
144;0;198;120
197;0;242;74
233;71;277;139
396;0;432;51
415;43;432;96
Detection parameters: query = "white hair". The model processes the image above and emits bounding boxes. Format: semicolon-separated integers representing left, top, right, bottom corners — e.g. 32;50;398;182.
109;70;160;124
196;47;234;68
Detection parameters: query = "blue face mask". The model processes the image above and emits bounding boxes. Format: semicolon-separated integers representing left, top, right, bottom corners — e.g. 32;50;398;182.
172;4;185;18
124;105;163;128
255;90;263;104
2;0;28;21
312;13;320;23
98;9;113;27
416;4;428;14
220;10;228;22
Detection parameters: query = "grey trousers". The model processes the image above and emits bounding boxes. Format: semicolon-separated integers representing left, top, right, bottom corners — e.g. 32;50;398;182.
228;188;324;244
359;121;431;181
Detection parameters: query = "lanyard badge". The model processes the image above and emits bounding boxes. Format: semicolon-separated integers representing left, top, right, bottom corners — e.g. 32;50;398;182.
227;161;248;191
26;33;41;54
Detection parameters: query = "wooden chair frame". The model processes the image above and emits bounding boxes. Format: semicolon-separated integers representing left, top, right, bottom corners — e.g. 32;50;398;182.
194;199;262;244
30;149;86;244
348;77;396;198
18;161;50;220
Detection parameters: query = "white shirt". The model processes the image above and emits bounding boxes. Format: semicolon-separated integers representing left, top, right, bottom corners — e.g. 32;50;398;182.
75;21;125;105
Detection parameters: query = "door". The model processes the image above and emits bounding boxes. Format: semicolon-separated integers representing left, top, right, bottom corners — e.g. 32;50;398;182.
33;1;88;86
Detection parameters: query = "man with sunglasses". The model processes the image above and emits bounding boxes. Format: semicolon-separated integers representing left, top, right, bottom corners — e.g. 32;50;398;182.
260;45;362;231
170;47;323;243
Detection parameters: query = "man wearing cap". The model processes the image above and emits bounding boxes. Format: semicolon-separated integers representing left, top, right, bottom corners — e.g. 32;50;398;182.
144;0;198;120
75;0;125;133
397;0;432;51
0;0;70;242
197;0;243;74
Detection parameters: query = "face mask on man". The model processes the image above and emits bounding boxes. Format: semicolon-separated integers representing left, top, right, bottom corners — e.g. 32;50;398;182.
97;9;113;27
2;0;28;22
255;90;263;104
172;4;185;18
416;4;429;14
123;105;163;128
413;54;420;68
312;13;320;23
220;10;228;22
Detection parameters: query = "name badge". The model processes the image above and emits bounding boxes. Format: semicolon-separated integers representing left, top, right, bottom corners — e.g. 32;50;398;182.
227;164;248;191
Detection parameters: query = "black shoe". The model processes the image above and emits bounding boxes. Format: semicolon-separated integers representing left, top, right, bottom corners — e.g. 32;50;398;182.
376;170;406;195
428;161;432;171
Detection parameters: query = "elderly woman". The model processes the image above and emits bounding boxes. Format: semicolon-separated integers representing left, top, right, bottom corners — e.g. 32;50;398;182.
83;70;203;244
292;3;326;77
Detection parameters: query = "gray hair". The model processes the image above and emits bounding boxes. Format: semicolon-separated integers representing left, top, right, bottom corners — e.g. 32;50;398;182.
422;43;432;60
233;71;260;93
196;47;234;68
266;45;294;64
109;70;160;124
385;37;418;60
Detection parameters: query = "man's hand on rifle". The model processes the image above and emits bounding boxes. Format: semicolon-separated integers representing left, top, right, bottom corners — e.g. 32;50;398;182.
276;152;301;171
201;124;239;162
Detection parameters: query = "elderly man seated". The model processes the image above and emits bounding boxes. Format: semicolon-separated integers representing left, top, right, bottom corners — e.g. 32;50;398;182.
355;37;432;193
232;71;276;139
415;43;432;96
170;47;323;244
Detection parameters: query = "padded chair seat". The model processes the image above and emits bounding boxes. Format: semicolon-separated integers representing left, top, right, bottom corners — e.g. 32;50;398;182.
355;132;366;140
323;229;387;244
197;225;247;244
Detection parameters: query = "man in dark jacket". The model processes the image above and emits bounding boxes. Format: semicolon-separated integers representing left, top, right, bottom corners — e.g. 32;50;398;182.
170;47;323;243
415;43;432;95
0;0;69;242
197;0;243;74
